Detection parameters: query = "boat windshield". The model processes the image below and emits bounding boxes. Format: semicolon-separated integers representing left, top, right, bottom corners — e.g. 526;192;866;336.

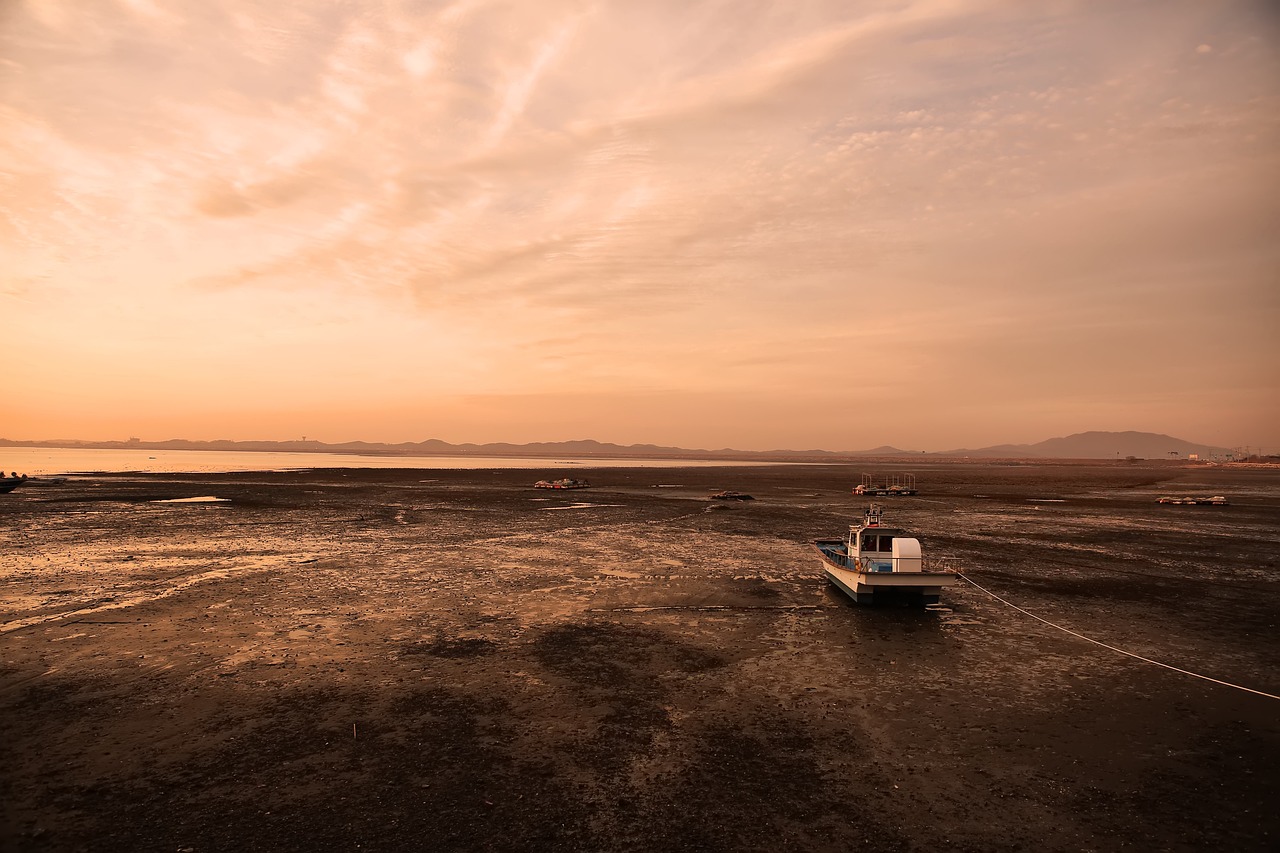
861;533;897;552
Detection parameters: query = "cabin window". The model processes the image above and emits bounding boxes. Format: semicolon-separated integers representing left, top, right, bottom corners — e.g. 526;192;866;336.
860;534;895;552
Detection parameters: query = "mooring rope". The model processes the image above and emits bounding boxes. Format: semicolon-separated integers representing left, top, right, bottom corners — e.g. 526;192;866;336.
586;604;826;613
956;573;1279;701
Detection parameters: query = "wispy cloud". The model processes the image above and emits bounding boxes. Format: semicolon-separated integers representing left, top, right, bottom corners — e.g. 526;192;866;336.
3;0;1277;448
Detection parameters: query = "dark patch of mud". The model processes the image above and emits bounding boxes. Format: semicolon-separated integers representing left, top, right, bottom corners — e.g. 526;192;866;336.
400;636;498;658
533;622;727;695
595;716;913;853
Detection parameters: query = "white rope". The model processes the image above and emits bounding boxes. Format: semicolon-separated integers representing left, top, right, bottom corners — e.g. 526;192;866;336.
587;604;825;613
956;573;1280;701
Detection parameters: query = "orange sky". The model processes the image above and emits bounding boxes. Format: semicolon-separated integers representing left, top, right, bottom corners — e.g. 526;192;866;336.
3;1;1278;451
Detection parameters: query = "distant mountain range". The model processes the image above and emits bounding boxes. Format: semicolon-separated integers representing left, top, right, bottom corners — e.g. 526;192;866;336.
930;431;1229;459
0;431;1232;461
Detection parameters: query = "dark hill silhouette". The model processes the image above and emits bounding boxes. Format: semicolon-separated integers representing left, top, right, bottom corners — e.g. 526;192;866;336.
937;431;1227;459
0;430;1228;460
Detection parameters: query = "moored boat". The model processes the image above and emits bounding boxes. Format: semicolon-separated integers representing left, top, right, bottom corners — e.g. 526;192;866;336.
853;473;917;497
1156;495;1230;506
853;484;918;497
534;478;591;490
814;504;957;605
1;474;29;494
710;490;754;500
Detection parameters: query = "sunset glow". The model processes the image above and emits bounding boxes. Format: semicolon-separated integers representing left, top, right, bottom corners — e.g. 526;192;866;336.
4;0;1277;450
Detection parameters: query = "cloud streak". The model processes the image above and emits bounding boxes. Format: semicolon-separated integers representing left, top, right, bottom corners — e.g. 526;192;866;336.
2;0;1277;449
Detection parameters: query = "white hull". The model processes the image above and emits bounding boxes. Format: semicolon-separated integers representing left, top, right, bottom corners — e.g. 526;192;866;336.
815;546;955;605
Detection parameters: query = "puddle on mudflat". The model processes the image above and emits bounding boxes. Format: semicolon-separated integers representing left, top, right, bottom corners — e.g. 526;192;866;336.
151;496;230;504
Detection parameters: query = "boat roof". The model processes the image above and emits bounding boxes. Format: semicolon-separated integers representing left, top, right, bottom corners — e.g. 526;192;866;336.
852;524;905;534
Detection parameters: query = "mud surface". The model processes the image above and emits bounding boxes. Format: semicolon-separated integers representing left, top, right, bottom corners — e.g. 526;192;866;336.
2;462;1278;851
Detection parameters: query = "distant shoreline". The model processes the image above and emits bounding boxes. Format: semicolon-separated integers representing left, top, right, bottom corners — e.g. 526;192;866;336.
0;446;802;476
3;440;817;464
1;429;1254;462
0;441;1227;467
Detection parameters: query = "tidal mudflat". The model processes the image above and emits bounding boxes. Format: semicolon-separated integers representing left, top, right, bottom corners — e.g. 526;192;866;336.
2;462;1277;851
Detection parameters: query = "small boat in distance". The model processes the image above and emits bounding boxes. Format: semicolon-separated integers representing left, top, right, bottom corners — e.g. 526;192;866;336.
534;478;592;490
1156;495;1229;506
853;472;917;496
814;504;957;605
1;473;29;494
710;490;754;500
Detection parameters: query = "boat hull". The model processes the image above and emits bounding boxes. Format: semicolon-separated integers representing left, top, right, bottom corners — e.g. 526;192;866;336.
814;541;955;605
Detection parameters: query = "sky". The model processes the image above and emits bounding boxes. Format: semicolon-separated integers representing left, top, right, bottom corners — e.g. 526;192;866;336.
3;0;1278;452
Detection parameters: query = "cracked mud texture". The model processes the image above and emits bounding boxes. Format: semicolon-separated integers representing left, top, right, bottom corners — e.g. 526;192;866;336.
2;462;1278;851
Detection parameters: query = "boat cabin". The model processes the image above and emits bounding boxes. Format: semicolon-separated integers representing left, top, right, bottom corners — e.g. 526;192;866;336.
846;505;922;573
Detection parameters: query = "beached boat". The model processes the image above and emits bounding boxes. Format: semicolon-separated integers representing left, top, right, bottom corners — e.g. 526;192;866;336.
853;473;917;496
853;484;918;497
534;478;591;490
1156;495;1229;506
0;474;29;494
814;504;957;605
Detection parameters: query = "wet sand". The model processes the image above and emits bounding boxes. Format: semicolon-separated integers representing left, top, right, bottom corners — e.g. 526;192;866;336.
2;462;1278;851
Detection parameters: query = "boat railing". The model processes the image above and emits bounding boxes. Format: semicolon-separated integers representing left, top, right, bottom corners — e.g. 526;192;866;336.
851;555;959;574
924;556;961;575
820;538;959;576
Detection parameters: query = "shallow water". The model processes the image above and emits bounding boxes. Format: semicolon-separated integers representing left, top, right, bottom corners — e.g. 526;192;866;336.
2;446;790;476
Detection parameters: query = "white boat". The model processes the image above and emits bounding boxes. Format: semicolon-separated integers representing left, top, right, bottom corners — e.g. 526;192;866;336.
813;504;957;605
1156;495;1230;506
853;473;917;496
534;478;591;490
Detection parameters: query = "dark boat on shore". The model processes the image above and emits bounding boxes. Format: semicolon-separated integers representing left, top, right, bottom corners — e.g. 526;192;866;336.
710;490;754;500
1;474;29;494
